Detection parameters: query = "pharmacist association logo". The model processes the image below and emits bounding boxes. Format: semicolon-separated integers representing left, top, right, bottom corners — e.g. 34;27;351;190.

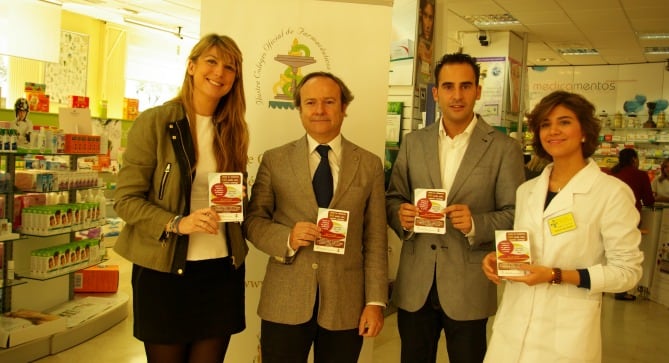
252;28;331;110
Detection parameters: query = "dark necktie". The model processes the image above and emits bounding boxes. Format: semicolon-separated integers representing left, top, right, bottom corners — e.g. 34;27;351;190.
312;145;333;208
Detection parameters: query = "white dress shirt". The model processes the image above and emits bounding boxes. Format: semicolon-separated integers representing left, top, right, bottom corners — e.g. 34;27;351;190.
438;115;478;240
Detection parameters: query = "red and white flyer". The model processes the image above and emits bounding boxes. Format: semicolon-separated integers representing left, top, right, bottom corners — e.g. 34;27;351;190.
495;230;532;277
314;208;349;254
208;172;243;222
413;188;447;234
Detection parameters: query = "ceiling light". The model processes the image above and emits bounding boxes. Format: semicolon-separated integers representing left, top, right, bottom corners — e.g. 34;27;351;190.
462;14;519;26
120;7;139;15
557;48;599;56
124;18;197;40
125;18;173;33
638;33;669;40
645;47;669;55
39;0;63;5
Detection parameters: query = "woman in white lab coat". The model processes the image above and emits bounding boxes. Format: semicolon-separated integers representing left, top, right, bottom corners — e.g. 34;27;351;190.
482;90;643;363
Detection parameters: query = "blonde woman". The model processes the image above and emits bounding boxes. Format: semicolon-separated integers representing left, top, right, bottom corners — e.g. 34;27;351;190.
114;34;249;363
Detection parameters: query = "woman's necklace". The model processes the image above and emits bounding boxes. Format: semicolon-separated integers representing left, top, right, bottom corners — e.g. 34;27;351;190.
549;174;569;193
550;160;587;193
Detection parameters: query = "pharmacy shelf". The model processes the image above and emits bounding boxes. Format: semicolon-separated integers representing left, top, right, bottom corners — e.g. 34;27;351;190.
0;279;27;289
19;220;106;237
0;335;51;362
50;293;128;354
16;258;108;281
0;293;128;362
0;233;21;241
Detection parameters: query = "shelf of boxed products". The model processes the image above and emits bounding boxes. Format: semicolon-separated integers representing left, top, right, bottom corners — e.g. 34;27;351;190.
599;127;669;143
19;220;106;238
15;238;104;281
595;128;669;170
0;124;103;156
0;141;121;359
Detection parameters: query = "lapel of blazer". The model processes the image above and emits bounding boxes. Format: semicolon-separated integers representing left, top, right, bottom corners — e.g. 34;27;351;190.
448;116;494;200
332;137;359;207
288;136;316;206
418;123;442;188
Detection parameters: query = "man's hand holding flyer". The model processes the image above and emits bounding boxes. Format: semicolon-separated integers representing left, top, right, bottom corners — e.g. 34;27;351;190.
413;188;447;234
314;208;349;254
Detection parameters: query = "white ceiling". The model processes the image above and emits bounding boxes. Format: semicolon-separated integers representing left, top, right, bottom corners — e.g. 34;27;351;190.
445;0;669;66
55;0;669;67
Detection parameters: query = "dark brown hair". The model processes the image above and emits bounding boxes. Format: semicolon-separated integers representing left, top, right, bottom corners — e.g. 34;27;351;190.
527;90;601;161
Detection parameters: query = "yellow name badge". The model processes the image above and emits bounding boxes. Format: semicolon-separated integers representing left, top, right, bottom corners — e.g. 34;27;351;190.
548;212;577;236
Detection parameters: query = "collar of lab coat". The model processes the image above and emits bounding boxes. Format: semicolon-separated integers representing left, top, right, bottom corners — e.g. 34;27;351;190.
528;158;600;218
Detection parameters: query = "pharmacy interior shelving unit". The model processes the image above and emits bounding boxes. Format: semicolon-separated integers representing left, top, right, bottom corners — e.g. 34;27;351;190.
594;127;669;171
0;150;127;362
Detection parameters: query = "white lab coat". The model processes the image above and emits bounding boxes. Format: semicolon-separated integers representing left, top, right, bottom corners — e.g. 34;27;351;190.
485;159;643;363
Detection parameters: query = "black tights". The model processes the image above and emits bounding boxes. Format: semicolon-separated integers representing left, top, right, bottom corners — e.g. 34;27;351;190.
144;336;231;363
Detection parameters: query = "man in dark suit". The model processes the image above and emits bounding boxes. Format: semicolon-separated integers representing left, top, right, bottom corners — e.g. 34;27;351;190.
244;72;388;363
386;53;525;363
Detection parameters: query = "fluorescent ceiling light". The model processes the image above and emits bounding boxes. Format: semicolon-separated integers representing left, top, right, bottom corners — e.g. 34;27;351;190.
124;18;197;40
63;3;124;24
120;7;139;15
557;48;599;56
462;14;519;26
644;47;669;55
638;33;669;40
125;18;172;33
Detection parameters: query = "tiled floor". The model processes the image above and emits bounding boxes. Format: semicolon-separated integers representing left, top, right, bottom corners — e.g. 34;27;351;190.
33;249;669;363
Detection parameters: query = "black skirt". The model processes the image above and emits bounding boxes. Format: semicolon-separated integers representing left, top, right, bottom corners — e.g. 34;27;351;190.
131;257;245;344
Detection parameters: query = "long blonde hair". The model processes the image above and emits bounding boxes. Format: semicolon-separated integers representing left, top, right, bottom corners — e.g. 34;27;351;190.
172;33;249;173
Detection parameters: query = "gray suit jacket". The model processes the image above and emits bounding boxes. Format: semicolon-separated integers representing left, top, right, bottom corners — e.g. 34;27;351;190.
244;135;388;330
386;116;525;320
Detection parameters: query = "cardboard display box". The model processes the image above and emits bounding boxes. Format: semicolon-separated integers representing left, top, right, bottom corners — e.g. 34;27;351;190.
26;92;49;112
0;310;67;348
73;265;119;293
122;98;139;120
69;96;90;109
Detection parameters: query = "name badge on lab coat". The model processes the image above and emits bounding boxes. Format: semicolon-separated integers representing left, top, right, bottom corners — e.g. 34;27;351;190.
548;212;577;236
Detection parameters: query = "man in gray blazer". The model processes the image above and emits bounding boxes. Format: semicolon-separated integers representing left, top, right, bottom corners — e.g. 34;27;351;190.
244;72;388;363
386;53;525;363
